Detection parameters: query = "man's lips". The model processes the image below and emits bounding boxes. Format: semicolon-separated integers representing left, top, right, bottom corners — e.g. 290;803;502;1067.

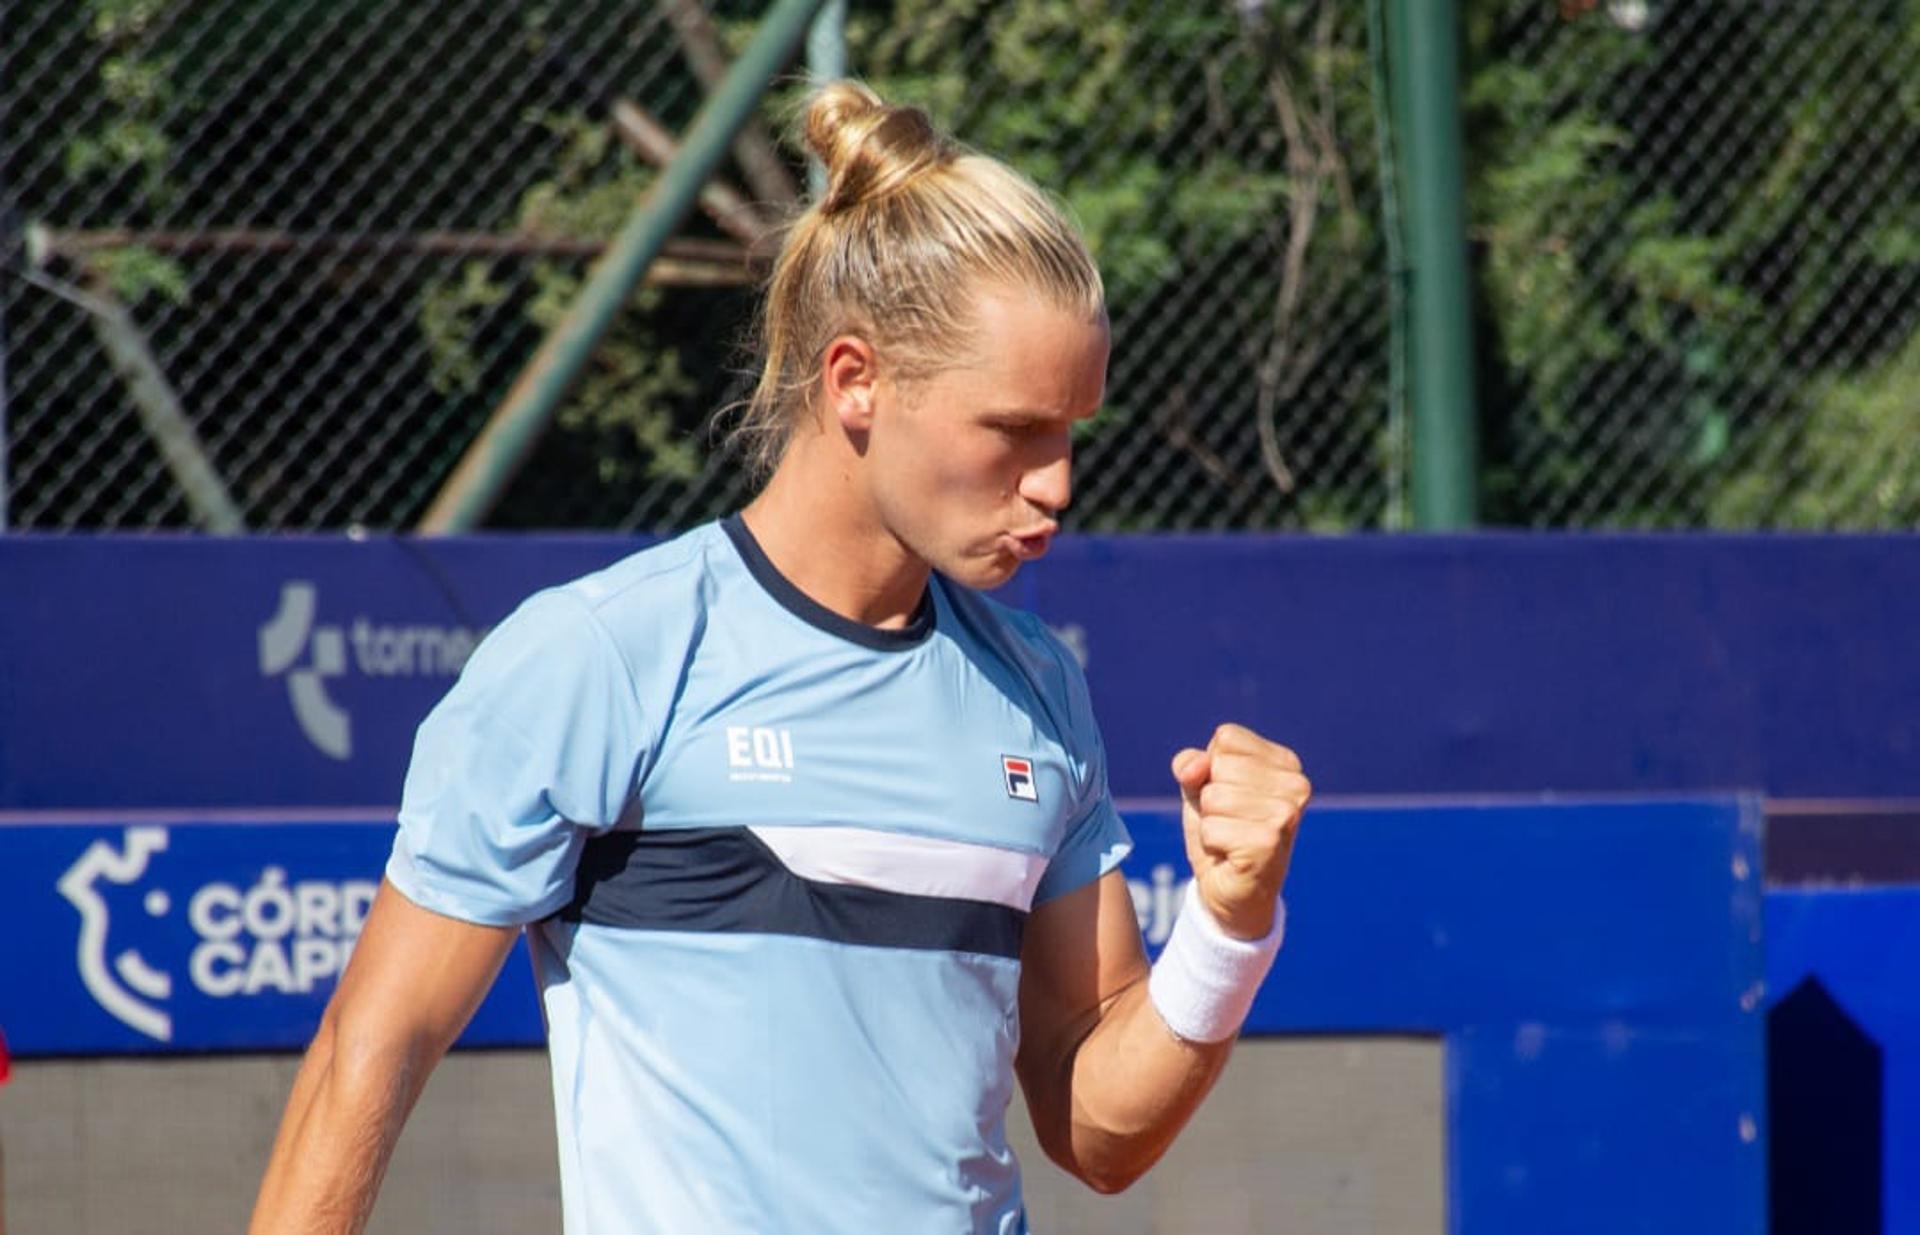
1002;527;1055;560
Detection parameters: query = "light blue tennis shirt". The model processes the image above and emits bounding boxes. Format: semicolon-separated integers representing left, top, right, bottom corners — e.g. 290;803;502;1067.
387;516;1133;1234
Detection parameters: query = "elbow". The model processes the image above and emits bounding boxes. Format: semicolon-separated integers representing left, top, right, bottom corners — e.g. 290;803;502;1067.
1041;1133;1155;1196
1077;1161;1147;1196
309;1000;431;1107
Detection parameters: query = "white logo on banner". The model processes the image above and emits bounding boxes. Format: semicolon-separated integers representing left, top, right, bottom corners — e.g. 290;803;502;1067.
259;582;352;759
258;581;483;760
58;827;175;1041
58;828;383;1042
185;866;377;1002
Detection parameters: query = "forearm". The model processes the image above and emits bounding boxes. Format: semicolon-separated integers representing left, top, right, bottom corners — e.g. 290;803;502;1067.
1022;872;1285;1194
249;884;518;1232
248;1018;426;1235
1043;979;1235;1193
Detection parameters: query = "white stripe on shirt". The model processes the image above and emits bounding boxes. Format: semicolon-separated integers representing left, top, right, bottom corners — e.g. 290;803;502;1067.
748;825;1051;912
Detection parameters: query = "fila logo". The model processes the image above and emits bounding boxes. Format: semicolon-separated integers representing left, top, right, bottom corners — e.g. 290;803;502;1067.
1002;756;1039;803
727;726;795;784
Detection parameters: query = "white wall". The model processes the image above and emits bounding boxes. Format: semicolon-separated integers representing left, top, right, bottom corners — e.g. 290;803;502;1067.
3;1037;1441;1234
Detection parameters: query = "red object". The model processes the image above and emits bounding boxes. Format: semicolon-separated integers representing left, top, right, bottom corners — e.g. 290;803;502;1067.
0;1026;10;1085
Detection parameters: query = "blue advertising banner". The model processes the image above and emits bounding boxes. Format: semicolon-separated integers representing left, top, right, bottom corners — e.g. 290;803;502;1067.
0;537;625;812
2;799;1760;1056
4;535;1920;809
0;797;1766;1233
0;816;541;1054
1768;886;1920;1234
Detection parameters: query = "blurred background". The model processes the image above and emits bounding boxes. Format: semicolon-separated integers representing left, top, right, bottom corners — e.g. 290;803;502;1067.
3;2;1918;1233
7;0;1916;535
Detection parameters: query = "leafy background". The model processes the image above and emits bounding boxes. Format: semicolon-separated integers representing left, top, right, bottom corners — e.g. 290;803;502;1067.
6;0;1916;530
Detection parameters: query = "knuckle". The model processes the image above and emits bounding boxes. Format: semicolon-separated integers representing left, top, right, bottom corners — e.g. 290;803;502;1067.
1212;722;1254;750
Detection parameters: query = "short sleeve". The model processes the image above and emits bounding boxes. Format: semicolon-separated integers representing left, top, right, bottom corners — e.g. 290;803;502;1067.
386;589;649;926
1030;630;1133;907
1032;786;1132;907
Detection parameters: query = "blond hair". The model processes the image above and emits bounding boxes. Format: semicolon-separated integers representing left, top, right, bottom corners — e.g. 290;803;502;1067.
729;80;1104;477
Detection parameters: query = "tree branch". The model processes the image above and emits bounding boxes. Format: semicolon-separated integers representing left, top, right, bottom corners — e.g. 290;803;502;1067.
39;227;755;285
610;98;774;248
658;0;802;210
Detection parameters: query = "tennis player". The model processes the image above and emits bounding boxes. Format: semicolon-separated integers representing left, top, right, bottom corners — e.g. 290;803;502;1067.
250;81;1308;1235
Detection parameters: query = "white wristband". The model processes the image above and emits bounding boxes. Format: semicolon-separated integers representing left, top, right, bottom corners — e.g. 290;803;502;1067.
1146;882;1285;1044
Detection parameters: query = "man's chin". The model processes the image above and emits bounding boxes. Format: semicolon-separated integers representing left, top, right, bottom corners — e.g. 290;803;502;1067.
945;551;1023;591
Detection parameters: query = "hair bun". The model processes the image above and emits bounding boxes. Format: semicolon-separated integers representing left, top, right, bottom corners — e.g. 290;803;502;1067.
802;81;950;214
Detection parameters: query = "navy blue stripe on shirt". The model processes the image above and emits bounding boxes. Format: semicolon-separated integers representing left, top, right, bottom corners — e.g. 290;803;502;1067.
555;827;1027;960
720;513;936;651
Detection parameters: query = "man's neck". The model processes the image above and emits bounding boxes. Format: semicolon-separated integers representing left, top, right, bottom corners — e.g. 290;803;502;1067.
740;458;930;631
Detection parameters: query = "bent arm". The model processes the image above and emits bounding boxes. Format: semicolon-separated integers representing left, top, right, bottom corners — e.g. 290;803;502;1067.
1015;870;1235;1195
248;879;519;1235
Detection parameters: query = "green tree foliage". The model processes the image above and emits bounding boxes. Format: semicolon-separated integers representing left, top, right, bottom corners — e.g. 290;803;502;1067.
15;0;1918;529
824;0;1390;529
1465;0;1920;526
418;110;700;495
20;0;722;527
421;0;1392;529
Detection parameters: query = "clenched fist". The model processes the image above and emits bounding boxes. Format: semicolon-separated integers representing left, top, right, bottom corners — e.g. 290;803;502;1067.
1171;723;1310;940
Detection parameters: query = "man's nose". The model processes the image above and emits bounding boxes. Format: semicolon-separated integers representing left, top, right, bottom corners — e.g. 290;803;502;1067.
1019;441;1072;516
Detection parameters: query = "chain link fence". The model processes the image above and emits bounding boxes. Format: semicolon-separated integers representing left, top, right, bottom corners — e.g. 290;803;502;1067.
2;1;1915;533
6;0;724;531
2;0;1393;533
852;0;1395;532
1471;0;1920;527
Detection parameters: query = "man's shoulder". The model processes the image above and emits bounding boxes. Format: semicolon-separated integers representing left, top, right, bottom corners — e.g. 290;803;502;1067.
557;521;728;622
937;578;1089;709
939;576;1052;649
473;524;726;693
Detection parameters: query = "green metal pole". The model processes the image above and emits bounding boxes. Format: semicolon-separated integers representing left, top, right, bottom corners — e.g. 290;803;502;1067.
1387;0;1479;529
88;281;246;533
806;0;847;197
419;0;826;533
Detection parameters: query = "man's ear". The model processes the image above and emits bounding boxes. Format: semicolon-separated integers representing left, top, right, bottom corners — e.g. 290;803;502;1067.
821;335;879;432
